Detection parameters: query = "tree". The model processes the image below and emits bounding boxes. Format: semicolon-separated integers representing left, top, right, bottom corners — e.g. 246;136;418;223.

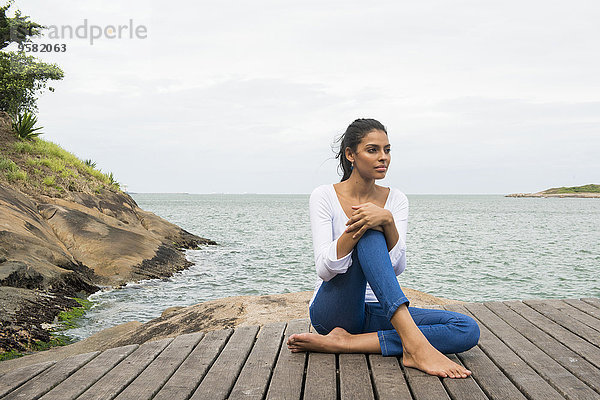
0;1;63;115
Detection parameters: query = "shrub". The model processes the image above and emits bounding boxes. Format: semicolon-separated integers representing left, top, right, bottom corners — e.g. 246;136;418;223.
11;111;44;140
107;171;120;189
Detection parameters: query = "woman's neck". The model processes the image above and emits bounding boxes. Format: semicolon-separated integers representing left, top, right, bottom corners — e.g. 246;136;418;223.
341;172;377;202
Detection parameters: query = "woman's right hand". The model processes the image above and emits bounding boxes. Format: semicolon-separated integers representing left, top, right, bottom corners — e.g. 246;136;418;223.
345;202;393;239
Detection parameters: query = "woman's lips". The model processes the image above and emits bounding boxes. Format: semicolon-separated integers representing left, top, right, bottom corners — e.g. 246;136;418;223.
375;166;387;172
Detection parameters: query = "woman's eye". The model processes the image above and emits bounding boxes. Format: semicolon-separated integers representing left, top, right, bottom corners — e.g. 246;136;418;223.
368;148;376;153
385;148;391;153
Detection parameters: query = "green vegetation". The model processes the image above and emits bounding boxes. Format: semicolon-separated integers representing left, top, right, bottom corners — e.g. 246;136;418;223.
0;4;119;196
11;110;43;139
31;333;74;351
0;297;91;360
107;171;120;190
0;349;23;361
0;134;122;196
56;297;92;330
1;1;64;115
542;184;600;194
0;153;26;181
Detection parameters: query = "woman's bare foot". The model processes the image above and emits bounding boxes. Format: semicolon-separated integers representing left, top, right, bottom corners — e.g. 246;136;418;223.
287;327;351;353
402;339;472;379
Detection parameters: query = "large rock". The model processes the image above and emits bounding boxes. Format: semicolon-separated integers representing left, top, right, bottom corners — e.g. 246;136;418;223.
0;183;215;353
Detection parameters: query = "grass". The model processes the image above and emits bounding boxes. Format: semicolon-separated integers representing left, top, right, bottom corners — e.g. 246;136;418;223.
0;132;122;196
0;155;27;182
43;175;56;186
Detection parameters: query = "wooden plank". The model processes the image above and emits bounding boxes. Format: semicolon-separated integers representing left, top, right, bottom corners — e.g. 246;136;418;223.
581;298;600;309
303;353;336;400
190;325;259;400
466;301;597;400
153;329;232;400
265;318;310;400
546;299;600;332
564;299;600;320
77;337;173;400
441;354;488;400
339;353;374;400
3;351;98;400
453;344;527;400
114;332;204;400
523;299;600;347
486;301;600;395
505;300;600;370
404;363;449;400
445;303;562;400
0;361;56;398
229;322;286;400
368;354;412;400
40;344;138;400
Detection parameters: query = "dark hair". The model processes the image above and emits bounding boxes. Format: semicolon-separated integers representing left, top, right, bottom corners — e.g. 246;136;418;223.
335;118;387;181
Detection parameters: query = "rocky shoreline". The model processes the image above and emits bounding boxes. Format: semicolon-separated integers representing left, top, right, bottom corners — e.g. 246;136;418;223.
0;111;220;355
0;181;216;355
0;289;462;373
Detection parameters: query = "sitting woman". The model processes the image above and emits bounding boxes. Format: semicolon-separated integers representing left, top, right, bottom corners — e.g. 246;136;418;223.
287;118;480;379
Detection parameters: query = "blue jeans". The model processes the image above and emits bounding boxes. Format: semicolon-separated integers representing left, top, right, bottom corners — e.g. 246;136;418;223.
309;229;480;356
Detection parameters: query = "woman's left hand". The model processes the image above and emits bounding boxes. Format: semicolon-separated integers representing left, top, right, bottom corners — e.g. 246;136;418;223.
345;202;393;239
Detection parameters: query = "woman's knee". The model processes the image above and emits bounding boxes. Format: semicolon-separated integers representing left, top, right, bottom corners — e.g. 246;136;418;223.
453;314;480;352
355;229;387;253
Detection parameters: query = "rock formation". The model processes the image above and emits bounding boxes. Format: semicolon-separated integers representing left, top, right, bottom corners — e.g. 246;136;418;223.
0;112;215;354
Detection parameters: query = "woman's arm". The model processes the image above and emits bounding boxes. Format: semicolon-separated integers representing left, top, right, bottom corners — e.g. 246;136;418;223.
345;202;398;250
345;190;408;274
309;186;354;281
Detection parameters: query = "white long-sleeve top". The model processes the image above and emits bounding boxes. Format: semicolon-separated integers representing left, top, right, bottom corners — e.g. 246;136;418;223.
308;184;409;307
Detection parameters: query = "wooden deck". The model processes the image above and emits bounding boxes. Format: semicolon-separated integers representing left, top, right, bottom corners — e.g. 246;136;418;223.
1;298;599;400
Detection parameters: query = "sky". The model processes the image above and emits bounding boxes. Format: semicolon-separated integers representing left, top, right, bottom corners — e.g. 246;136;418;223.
6;0;600;194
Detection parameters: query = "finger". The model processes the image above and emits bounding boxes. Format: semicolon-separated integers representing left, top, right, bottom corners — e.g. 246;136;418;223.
350;208;363;216
346;219;366;233
345;224;360;233
351;203;370;209
345;215;360;225
352;225;368;239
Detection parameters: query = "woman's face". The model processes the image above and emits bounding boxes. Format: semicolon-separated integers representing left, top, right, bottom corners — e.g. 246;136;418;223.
346;129;391;180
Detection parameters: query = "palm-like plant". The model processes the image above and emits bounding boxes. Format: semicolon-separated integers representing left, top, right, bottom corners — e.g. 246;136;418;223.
107;172;120;189
84;159;97;168
12;112;44;140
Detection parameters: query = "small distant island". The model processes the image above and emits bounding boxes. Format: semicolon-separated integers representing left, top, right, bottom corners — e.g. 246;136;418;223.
506;184;600;198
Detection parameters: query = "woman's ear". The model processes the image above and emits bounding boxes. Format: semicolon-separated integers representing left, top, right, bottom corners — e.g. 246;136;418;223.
344;147;354;164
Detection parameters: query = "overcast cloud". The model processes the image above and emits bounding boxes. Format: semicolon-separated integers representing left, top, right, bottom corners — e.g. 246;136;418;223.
8;0;599;193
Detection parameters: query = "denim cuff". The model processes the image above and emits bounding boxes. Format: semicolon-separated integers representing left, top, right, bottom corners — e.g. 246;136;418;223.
385;296;410;320
377;331;393;356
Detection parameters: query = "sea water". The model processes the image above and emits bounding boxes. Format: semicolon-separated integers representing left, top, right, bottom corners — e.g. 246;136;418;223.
63;193;600;341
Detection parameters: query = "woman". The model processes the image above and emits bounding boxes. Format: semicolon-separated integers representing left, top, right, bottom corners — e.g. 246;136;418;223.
287;118;480;379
